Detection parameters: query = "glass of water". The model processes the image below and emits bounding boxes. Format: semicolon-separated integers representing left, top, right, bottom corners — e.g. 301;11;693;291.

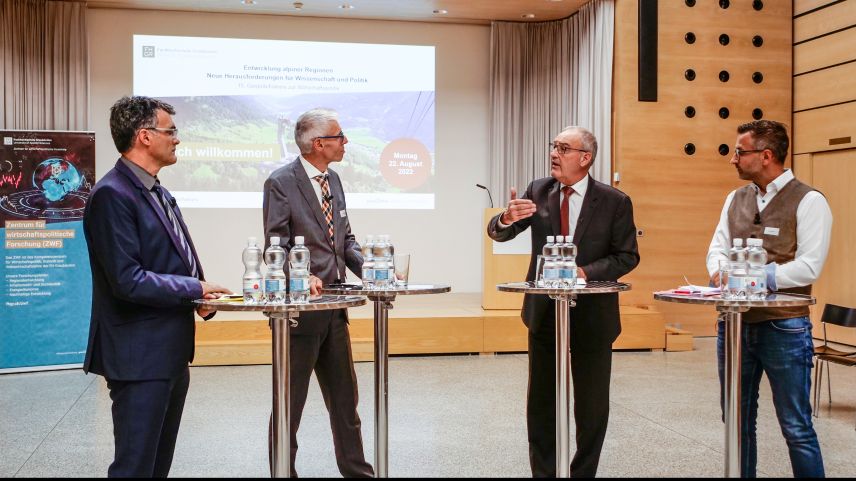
393;254;410;286
718;259;731;299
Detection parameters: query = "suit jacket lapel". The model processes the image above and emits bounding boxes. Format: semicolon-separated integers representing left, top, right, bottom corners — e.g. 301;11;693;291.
161;188;204;279
292;160;330;238
115;161;194;274
547;181;562;236
573;176;599;245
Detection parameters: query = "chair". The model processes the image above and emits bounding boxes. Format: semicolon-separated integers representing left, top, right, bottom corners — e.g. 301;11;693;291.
812;304;856;423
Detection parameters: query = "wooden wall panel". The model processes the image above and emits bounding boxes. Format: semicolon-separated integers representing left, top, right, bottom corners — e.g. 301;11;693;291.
795;0;843;16
804;149;856;346
794;27;856;74
793;101;856;153
794;62;856;110
794;0;856;43
614;0;792;336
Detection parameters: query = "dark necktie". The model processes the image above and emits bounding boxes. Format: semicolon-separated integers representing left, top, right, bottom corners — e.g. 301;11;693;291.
152;185;198;278
560;185;573;237
313;174;334;245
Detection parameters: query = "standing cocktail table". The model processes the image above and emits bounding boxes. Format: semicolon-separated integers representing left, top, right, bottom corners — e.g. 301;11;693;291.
196;295;366;478
653;291;815;477
497;280;631;478
321;283;451;478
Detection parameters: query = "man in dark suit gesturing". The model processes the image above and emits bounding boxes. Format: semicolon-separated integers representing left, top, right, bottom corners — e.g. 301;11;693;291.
263;108;373;477
83;96;231;477
487;126;640;477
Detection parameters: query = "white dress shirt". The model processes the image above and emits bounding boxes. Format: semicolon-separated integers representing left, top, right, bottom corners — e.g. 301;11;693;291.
705;169;833;290
563;175;589;241
300;156;327;208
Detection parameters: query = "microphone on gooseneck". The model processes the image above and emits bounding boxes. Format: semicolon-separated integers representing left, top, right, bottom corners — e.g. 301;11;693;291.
476;184;494;208
169;197;177;207
754;212;761;225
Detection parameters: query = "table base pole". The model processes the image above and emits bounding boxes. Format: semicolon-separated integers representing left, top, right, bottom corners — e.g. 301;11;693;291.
271;313;294;479
723;309;742;478
554;295;573;478
374;300;390;478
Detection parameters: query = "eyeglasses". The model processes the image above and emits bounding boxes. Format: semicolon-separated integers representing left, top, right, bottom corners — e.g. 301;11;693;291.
143;127;179;138
549;142;589;155
733;148;765;159
316;131;346;142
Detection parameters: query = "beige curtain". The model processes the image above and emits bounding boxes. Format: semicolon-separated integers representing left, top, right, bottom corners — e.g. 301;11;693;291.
1;0;89;130
489;0;614;205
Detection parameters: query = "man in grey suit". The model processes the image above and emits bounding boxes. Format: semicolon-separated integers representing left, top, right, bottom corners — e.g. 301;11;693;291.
262;108;373;477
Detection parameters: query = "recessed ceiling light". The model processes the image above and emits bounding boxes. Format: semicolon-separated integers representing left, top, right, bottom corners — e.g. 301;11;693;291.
433;9;448;15
521;13;536;19
293;1;303;9
339;4;354;8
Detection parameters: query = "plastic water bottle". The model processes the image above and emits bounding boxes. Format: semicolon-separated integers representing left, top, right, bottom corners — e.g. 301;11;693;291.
372;235;391;288
558;237;578;287
242;237;264;304
264;236;287;304
746;238;768;300
361;235;375;288
289;236;311;304
541;236;559;286
727;238;748;300
383;235;395;285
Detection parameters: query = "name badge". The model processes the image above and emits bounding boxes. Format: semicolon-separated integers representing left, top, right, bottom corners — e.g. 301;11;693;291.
339;209;347;218
764;226;780;236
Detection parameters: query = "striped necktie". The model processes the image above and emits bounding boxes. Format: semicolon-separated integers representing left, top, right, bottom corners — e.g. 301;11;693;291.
152;184;199;278
313;174;335;244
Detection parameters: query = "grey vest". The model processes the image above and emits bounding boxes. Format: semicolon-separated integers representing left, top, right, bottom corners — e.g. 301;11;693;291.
727;177;815;323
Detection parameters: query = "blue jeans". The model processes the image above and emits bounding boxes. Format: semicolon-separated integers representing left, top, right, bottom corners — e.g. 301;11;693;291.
717;316;824;478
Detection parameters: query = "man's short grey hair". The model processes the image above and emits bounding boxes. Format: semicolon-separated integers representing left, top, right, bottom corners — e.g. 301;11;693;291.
561;126;598;163
294;108;339;154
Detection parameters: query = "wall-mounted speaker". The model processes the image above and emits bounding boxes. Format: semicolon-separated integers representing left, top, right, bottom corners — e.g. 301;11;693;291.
685;32;696;44
752;72;764;84
639;0;658;102
719;34;730;46
719;144;730;156
685;0;696;6
719;0;730;9
684;143;696;155
719;70;730;82
685;69;696;81
752;35;764;47
719;107;730;119
752;108;763;120
685;106;696;118
753;0;763;11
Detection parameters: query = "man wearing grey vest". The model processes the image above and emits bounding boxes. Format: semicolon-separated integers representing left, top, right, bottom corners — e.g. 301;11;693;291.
706;120;832;478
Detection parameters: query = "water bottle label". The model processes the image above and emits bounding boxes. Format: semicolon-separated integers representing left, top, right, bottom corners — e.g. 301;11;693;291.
243;280;262;292
375;269;389;281
727;277;742;289
289;278;309;292
543;268;559;280
559;268;574;279
265;279;284;292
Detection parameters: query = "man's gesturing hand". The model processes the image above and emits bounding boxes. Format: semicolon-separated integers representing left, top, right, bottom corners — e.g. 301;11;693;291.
500;187;537;225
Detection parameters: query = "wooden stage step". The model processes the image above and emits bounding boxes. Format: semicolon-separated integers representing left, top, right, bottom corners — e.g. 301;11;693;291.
192;293;681;366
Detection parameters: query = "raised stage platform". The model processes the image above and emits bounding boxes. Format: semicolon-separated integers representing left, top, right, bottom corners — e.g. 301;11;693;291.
192;293;691;366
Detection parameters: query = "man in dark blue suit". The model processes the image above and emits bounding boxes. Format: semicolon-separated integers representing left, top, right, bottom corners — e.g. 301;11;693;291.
83;96;230;477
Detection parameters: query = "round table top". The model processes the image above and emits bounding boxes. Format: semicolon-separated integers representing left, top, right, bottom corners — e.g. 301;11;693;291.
321;283;451;299
496;280;631;295
194;295;366;313
653;291;815;307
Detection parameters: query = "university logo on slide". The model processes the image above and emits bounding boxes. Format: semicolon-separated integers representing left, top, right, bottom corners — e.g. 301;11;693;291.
142;45;155;58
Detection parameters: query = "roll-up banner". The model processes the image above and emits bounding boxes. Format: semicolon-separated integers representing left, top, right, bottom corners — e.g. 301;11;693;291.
1;130;95;373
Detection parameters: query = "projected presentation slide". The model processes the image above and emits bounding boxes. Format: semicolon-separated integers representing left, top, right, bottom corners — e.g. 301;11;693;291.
133;35;435;209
